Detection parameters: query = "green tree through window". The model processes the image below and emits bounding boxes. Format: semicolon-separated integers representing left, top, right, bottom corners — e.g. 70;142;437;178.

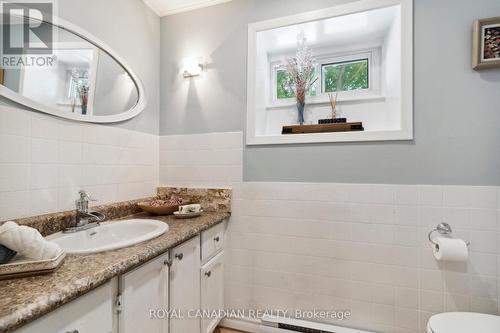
276;68;316;99
323;59;368;93
276;69;294;99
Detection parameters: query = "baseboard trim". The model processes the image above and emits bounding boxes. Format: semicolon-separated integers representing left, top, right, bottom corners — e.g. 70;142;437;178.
220;317;281;333
221;317;374;333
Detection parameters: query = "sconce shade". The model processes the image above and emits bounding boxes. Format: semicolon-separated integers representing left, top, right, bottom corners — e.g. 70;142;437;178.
182;58;204;78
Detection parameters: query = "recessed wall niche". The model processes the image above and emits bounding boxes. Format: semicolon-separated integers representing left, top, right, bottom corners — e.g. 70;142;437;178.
246;0;413;145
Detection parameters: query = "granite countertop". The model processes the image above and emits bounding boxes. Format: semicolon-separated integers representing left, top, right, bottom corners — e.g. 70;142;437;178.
0;211;230;333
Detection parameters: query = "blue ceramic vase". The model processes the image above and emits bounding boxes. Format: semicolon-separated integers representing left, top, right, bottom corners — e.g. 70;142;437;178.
297;102;305;125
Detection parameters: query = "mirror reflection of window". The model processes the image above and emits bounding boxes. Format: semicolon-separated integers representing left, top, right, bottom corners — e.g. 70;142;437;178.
0;18;143;122
16;46;98;116
68;69;89;99
67;68;91;115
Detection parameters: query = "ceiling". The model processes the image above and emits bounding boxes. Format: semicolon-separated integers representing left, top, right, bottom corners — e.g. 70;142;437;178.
143;0;232;16
260;5;399;55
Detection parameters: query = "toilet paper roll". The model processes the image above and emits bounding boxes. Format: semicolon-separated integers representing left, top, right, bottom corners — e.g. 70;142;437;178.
432;237;468;262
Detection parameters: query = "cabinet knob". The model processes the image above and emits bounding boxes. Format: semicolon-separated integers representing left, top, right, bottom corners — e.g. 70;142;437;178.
214;236;220;242
175;253;183;260
164;259;172;267
65;330;79;333
205;271;211;278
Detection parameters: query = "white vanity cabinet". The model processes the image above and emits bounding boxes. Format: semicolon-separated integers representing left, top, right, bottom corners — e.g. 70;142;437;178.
15;221;227;333
116;222;226;333
170;235;201;333
16;279;117;333
118;253;170;333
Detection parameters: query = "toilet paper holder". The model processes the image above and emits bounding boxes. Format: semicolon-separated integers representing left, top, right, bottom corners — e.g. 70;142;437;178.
428;223;470;248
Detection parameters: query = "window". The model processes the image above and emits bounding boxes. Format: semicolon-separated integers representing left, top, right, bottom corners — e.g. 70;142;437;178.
276;69;294;99
322;58;369;93
270;50;378;106
68;69;89;99
275;67;317;100
248;0;413;145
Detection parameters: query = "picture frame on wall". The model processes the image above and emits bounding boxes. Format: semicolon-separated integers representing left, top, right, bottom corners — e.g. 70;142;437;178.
473;16;500;70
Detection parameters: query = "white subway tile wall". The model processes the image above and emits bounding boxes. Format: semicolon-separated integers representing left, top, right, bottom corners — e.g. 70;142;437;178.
0;106;158;220
159;132;243;189
159;132;500;333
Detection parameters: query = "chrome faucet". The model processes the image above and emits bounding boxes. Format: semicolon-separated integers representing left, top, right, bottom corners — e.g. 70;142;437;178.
64;190;106;233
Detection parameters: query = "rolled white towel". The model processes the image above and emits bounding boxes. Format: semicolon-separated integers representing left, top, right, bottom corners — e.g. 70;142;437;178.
0;221;61;260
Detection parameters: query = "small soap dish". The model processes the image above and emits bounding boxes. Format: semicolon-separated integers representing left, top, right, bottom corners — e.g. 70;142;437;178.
173;210;203;219
0;250;66;280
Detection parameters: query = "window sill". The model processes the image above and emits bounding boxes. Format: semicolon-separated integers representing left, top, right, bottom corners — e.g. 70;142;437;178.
246;129;413;146
266;94;386;110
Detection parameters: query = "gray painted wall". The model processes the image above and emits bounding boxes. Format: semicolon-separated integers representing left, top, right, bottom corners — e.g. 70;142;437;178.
160;0;500;185
0;0;160;135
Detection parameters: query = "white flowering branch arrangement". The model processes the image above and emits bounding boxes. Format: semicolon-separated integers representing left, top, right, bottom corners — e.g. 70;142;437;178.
285;32;317;106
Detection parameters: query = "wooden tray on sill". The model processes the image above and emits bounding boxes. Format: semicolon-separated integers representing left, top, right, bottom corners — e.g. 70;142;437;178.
282;122;364;134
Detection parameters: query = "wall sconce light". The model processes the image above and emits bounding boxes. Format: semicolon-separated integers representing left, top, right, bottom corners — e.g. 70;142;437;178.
182;57;204;78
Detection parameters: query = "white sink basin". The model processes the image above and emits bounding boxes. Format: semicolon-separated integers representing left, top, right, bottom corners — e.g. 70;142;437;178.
47;219;168;254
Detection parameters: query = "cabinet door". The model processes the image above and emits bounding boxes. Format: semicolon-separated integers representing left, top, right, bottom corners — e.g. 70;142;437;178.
201;251;224;333
170;236;201;333
16;279;116;333
119;253;170;333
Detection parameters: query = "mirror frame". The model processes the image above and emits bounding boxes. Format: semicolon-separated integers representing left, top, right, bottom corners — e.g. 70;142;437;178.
0;12;147;123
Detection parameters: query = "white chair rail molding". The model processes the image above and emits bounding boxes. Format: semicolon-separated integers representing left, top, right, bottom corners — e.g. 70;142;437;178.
246;0;413;145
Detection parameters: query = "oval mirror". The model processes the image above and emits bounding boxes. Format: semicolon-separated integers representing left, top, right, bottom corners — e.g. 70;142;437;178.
0;12;146;123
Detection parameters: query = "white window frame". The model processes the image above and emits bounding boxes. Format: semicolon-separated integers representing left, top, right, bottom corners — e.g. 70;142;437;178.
246;0;413;145
320;52;373;95
268;48;382;108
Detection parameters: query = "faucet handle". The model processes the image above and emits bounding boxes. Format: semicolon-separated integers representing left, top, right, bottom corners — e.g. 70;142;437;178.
76;190;97;212
78;190;97;202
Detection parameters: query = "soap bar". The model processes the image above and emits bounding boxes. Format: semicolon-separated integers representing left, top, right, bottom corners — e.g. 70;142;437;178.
0;245;17;264
179;204;201;214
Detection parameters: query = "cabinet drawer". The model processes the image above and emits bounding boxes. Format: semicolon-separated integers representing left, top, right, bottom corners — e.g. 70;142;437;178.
201;221;226;262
